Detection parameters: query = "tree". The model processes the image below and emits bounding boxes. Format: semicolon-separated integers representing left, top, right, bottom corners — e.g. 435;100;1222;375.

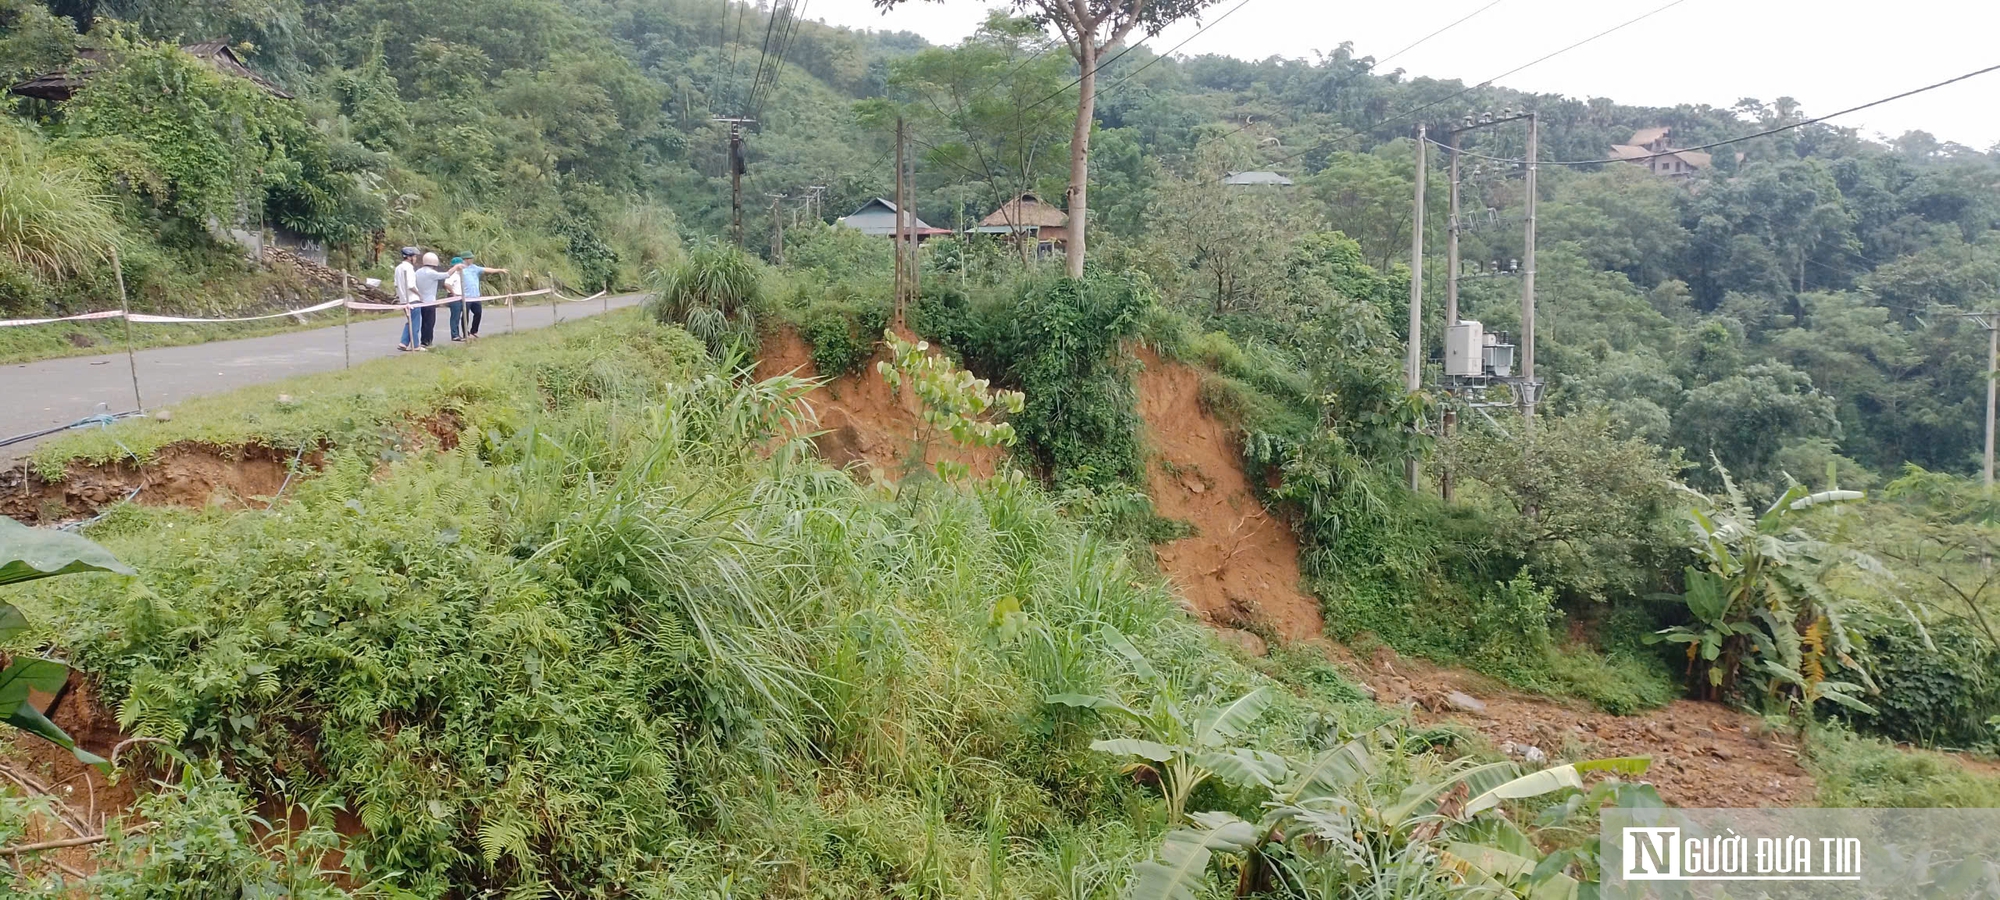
875;0;1226;277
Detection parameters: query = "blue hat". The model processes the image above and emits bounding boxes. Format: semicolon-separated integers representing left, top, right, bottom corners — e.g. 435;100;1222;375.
451;257;464;265
400;246;419;257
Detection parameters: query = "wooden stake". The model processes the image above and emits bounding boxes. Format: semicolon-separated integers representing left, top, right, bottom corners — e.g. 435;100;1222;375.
112;248;142;411
342;272;352;369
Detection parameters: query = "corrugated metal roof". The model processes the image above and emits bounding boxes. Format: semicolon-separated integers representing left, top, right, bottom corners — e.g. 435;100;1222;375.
8;42;292;102
1223;171;1294;186
836;198;941;236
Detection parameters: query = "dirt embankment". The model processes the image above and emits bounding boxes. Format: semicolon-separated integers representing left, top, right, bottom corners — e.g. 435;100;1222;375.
1134;350;1326;644
755;327;1003;480
1128;349;1817;808
0;443;319;526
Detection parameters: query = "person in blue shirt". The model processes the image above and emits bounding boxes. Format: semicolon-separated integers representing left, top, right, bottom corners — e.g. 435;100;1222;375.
454;254;509;341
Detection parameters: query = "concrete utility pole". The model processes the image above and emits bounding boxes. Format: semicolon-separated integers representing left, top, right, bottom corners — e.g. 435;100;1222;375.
1405;124;1427;491
714;117;755;247
1521;113;1539;424
1442;131;1462;501
1988;319;1996;489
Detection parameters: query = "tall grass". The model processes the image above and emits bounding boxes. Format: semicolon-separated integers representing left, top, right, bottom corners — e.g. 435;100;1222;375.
0;122;117;285
14;314;1396;896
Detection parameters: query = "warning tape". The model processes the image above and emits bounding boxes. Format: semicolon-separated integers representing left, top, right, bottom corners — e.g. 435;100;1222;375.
0;309;126;328
126;297;349;323
341;288;556;311
1;287;615;327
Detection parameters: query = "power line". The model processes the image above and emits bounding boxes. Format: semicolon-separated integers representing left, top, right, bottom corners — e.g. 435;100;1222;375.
1430;61;2000;167
725;0;751;113
1096;0;1258;96
1187;0;1505;153
1255;0;1695;174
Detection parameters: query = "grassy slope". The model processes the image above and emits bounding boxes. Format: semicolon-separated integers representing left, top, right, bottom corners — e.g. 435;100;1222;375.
14;313;1392;896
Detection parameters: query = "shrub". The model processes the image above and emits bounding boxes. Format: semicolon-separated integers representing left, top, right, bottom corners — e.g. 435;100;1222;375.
798;295;889;377
0;122;116;285
647;241;761;357
1851;617;2000;750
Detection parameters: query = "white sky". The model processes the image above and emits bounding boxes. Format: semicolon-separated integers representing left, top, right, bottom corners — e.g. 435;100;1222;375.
802;0;2000;150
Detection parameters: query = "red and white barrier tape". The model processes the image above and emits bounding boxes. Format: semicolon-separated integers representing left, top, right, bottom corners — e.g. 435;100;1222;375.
126;297;349;323
2;287;611;327
340;288;555;311
0;309;126;328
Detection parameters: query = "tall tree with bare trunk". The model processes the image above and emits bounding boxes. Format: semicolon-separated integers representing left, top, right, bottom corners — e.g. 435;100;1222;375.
873;0;1224;276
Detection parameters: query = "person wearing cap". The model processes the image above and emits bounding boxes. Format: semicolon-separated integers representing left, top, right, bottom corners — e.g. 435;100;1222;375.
410;252;468;349
443;257;466;342
394;247;422;351
456;254;508;341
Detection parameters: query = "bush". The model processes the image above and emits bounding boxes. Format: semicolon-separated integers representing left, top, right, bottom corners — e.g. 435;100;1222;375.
798;295;889;377
647;241;762;357
1851;618;2000;750
1807;723;2000;807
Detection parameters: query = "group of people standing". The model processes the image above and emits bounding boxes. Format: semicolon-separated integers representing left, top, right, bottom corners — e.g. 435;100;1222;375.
391;247;510;352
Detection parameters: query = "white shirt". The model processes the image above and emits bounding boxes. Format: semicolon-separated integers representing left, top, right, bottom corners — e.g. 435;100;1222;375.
445;270;463;297
393;260;418;304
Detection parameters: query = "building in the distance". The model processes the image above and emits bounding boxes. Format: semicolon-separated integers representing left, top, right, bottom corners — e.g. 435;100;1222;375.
835;198;953;241
10;41;293;102
1610;126;1710;178
968;192;1069;257
1223;170;1295;187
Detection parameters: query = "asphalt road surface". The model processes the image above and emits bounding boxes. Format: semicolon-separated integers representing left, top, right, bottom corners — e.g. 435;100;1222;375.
1;294;646;462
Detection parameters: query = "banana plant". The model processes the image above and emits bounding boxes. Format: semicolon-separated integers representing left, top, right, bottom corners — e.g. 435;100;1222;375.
0;518;128;766
1125;721;1652;900
1046;628;1286;824
1650;462;1887;710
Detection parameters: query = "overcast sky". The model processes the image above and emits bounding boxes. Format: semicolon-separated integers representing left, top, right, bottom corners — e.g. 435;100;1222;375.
801;0;2000;150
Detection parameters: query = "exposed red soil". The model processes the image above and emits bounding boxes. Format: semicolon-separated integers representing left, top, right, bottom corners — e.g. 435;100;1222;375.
755;327;1003;480
1346;645;1816;808
1125;349;1826;808
0;673;140;886
0;442;324;526
1135;350;1326;643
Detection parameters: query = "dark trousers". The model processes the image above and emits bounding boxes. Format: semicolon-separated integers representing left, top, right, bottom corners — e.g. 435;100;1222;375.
466;300;484;336
419;305;438;346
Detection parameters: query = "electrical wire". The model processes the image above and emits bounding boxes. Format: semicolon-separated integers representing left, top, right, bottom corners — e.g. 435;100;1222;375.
751;0;811;124
1427;61;2000;167
1186;0;1506;153
1252;0;1696;175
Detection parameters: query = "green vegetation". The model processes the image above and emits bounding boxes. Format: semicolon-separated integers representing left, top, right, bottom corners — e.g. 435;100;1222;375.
8;0;2000;894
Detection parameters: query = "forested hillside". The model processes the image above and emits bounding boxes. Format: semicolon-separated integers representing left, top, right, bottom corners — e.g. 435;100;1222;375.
5;0;2000;896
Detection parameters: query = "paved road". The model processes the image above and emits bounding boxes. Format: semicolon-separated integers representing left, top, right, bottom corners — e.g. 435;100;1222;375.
1;294;646;461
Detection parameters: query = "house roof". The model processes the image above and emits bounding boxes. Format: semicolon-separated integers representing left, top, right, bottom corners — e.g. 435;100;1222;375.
977;192;1068;230
9;42;292;102
1609;144;1653;161
1224;171;1294;186
1671;149;1712;168
1628;126;1671;146
835;198;943;236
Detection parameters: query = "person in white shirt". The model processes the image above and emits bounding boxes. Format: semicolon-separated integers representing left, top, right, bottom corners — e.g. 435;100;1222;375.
409;252;467;349
394;247;421;351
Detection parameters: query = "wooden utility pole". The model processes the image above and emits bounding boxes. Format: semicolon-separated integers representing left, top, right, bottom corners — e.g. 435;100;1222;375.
1405;124;1427;491
894;116;907;327
770;194;786;266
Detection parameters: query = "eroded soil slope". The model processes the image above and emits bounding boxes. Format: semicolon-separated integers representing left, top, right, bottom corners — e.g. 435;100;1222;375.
756;327;1003;480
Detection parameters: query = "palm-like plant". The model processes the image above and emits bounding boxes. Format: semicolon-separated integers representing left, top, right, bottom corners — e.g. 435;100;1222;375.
1126;724;1654;900
1652;463;1888;713
1047;628;1285;824
647;241;762;357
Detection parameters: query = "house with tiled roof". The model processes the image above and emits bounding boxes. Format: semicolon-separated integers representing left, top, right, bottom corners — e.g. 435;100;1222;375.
1610;126;1709;179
